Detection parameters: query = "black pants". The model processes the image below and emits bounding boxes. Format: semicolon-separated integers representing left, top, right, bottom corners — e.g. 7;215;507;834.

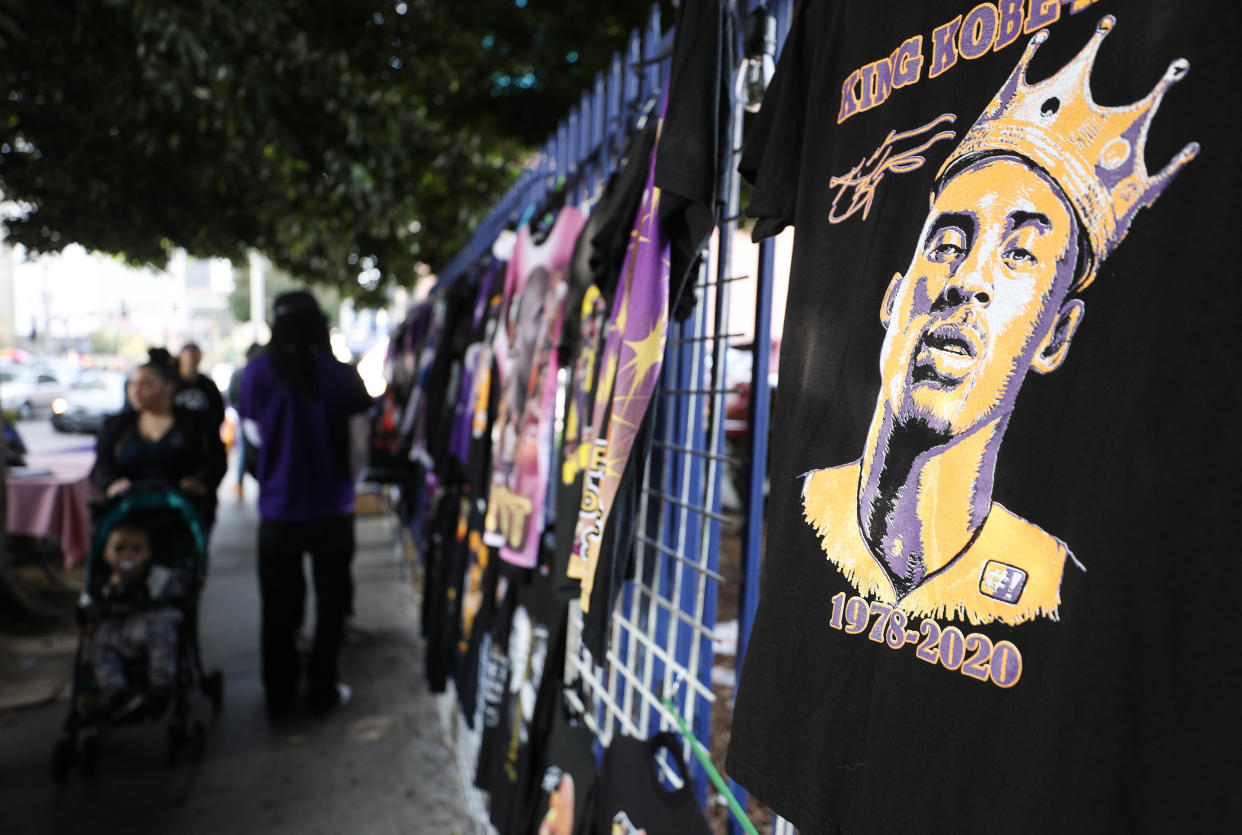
257;514;354;710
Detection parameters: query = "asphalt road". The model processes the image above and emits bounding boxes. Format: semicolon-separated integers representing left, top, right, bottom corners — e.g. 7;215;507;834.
10;416;94;457
0;447;470;834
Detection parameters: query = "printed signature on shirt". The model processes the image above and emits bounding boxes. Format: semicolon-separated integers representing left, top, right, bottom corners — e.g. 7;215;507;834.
828;113;957;224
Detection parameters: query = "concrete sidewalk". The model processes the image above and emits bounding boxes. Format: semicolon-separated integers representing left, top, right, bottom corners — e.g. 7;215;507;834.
0;485;470;835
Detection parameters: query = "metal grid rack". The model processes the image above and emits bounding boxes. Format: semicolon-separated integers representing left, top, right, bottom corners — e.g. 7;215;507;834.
427;1;804;832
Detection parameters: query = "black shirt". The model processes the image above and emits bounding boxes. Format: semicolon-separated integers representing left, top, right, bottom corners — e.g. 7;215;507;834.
726;1;1239;832
174;374;225;429
595;733;711;835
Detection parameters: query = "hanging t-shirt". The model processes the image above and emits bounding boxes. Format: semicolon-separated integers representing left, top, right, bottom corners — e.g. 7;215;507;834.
561;122;661;369
484;207;586;568
568;110;672;656
556;123;661;597
449;262;503;471
456;285;506;722
726;2;1237;833
422;482;463;693
398;296;446;465
475;568;518;796
595;733;712;835
454;531;496;725
529;703;598;835
425;275;481;479
491;567;570;834
655;0;734;323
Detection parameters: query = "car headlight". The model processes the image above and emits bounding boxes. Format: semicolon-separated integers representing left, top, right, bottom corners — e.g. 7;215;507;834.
51;397;68;415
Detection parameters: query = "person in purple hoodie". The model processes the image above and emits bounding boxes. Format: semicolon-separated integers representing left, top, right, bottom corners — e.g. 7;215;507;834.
238;291;372;719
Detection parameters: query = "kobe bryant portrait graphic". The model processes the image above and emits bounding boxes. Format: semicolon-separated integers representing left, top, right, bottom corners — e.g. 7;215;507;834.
802;17;1199;627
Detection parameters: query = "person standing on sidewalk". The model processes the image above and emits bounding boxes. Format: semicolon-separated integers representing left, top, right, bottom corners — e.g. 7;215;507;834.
238;291;371;718
174;342;226;430
225;342;263;499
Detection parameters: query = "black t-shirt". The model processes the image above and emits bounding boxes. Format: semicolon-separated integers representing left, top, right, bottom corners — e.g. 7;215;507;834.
528;703;598;835
421;483;462;693
488;564;568;833
655;0;733;322
727;2;1239;832
174;374;225;428
561;122;659;368
454;534;497;727
475;568;518;796
427;275;480;478
595;733;712;835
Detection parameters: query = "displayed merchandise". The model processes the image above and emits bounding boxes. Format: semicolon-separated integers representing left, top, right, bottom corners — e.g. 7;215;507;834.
454;532;496;725
566;112;671;656
727;2;1234;833
555;122;660;597
595;732;712;835
529;703;597;835
487;569;570;834
475;569;517;798
655;0;734;322
484;207;586;568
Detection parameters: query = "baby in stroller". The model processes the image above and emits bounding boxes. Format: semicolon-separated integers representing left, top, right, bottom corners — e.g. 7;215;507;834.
88;521;187;720
52;487;224;781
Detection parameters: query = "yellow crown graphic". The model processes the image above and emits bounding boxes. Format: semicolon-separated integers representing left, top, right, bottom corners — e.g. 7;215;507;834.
935;16;1199;291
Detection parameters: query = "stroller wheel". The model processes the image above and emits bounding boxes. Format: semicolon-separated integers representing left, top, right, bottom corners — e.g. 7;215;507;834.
51;738;75;783
79;734;99;778
203;671;225;716
188;720;207;762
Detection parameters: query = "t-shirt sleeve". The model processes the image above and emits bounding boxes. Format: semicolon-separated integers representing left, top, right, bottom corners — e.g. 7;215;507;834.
739;0;816;241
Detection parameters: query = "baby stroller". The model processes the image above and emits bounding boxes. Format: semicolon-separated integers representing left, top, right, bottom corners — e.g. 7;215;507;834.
51;487;225;781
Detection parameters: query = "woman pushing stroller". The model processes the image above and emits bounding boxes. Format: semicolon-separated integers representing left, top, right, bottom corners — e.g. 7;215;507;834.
90;347;227;533
52;346;226;780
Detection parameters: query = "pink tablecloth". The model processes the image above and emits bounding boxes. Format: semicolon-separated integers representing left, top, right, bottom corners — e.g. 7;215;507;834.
6;450;102;567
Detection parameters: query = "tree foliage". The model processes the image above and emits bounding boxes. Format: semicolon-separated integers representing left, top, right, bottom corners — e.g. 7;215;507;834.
0;1;658;303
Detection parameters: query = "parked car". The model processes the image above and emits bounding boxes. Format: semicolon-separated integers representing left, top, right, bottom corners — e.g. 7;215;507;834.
50;370;126;433
1;363;66;419
723;346;778;441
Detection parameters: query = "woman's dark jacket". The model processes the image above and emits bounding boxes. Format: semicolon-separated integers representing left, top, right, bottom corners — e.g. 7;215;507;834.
90;407;227;507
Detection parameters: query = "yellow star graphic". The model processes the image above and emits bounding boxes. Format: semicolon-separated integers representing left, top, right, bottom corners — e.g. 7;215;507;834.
617;310;667;404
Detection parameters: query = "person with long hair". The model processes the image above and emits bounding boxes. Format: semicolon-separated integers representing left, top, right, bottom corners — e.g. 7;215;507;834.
91;347;227;530
238;291;371;718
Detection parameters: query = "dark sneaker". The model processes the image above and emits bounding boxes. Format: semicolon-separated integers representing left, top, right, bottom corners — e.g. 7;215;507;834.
307;682;352;716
